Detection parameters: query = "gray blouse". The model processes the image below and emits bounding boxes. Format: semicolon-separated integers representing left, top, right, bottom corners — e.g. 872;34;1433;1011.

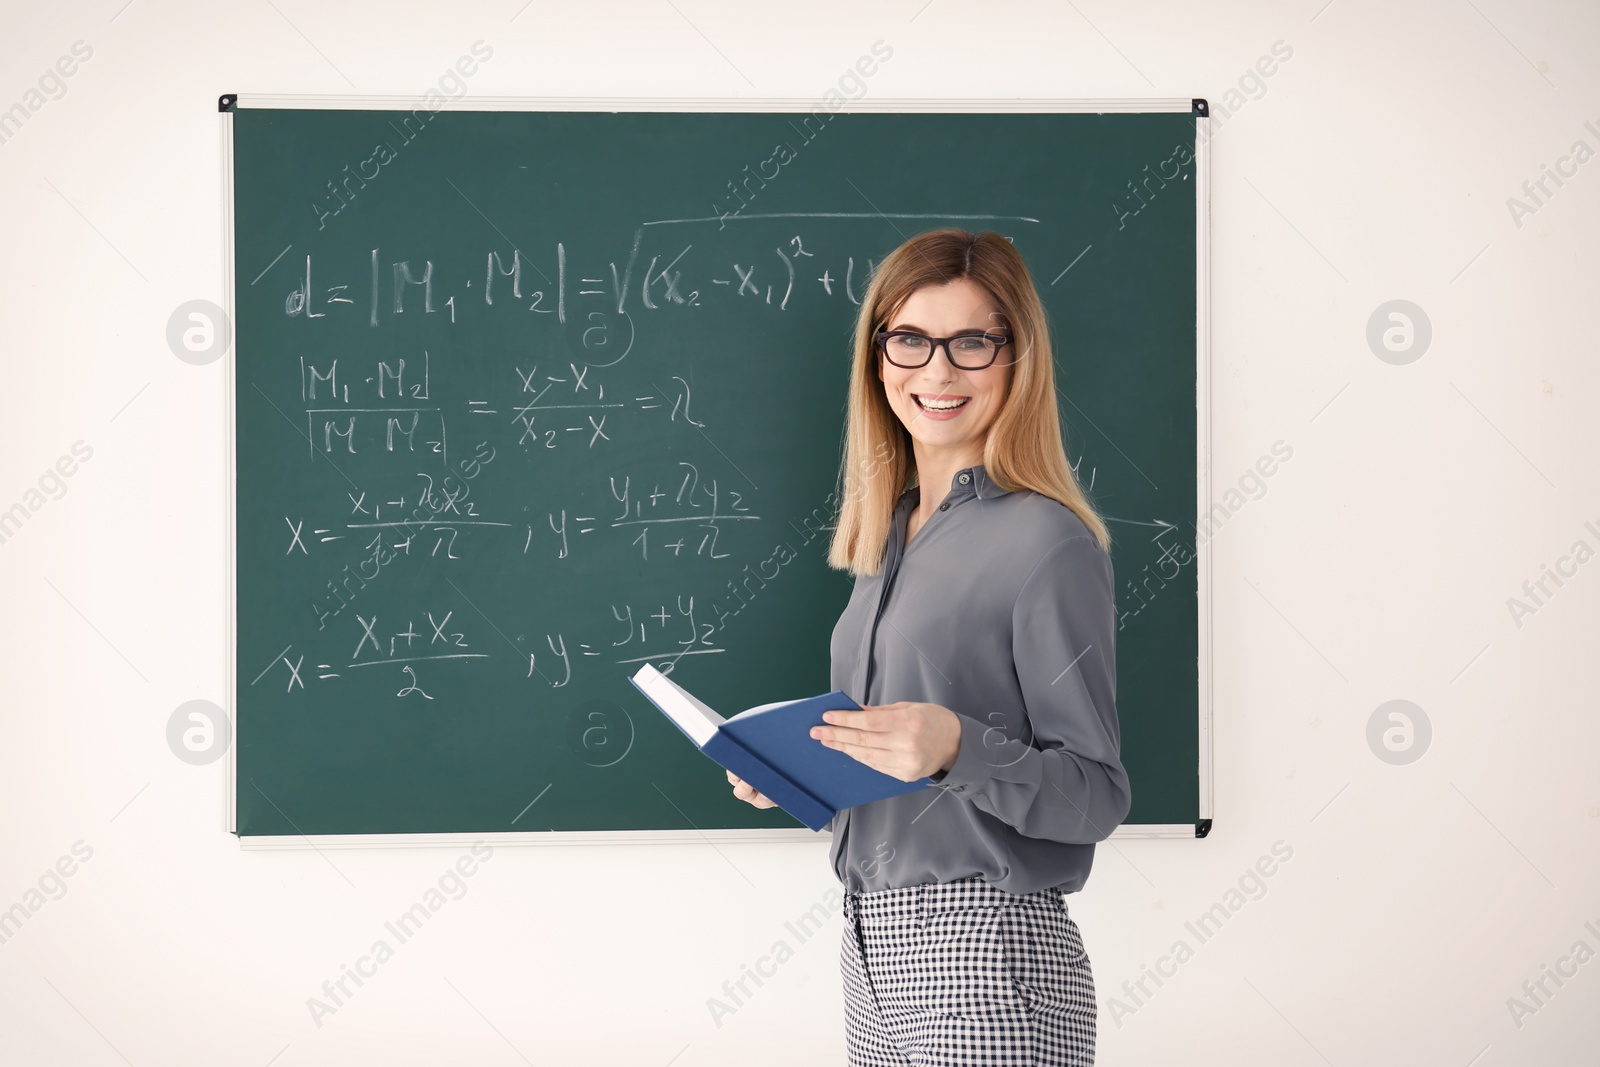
826;464;1132;896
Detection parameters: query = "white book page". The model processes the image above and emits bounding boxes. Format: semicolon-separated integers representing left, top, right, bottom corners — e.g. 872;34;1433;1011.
732;698;798;719
632;664;725;746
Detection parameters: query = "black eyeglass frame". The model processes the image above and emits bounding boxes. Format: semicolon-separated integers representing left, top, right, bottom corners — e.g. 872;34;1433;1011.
873;328;1012;370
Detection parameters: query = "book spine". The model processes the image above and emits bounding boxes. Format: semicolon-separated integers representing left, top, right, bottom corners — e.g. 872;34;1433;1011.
705;732;833;831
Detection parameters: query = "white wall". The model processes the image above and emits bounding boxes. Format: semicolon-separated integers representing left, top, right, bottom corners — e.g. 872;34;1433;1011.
2;1;1597;1063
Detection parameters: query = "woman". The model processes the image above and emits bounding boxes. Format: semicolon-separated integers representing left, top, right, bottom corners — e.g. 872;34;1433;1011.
728;228;1131;1066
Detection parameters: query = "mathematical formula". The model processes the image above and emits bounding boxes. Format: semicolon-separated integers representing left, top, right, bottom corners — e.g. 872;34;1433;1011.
280;234;879;329
256;233;874;705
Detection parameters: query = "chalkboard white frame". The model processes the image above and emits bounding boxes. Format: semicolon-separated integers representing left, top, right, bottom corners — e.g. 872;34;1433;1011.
221;95;1211;849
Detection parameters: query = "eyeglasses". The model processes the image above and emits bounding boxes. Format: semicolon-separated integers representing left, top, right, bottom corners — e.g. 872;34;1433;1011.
874;328;1010;370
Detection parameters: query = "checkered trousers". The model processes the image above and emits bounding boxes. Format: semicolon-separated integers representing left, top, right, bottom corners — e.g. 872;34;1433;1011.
841;876;1097;1066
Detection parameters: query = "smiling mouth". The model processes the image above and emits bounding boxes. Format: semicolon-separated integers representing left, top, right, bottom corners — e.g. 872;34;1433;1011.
913;393;970;412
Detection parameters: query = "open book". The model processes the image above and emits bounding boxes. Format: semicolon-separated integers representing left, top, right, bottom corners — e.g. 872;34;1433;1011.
628;664;932;831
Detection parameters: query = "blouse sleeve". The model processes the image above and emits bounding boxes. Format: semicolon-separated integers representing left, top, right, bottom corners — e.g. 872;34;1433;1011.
926;535;1132;844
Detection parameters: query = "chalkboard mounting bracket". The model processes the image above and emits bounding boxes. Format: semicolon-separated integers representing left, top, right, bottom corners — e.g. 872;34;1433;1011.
1192;98;1208;117
1195;819;1212;838
219;94;236;113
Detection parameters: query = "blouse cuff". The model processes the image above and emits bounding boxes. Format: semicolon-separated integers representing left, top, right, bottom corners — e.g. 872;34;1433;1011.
928;712;1000;795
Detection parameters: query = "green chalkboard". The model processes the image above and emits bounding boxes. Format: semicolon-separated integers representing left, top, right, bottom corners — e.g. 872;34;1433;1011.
227;101;1207;839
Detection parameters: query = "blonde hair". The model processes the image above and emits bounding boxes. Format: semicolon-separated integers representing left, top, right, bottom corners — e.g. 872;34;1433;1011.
826;228;1111;576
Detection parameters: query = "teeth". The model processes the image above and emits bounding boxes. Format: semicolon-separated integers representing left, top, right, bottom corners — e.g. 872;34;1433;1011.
916;395;969;411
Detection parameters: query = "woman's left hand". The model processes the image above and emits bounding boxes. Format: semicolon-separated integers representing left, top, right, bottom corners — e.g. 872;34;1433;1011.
811;702;963;782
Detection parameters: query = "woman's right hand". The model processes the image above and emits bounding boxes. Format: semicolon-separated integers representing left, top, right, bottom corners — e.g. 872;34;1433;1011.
727;770;776;809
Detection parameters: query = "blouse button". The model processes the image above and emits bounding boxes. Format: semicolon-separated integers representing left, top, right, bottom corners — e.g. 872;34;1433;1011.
958;472;970;484
939;502;949;511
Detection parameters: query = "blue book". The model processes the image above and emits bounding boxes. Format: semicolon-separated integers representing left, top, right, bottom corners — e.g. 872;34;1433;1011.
628;664;932;831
